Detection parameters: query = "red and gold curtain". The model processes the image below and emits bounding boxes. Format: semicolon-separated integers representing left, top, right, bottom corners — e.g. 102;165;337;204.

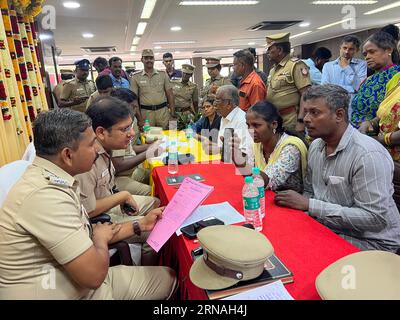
0;0;47;166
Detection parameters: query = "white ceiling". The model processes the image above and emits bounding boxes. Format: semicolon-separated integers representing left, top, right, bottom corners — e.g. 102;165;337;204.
43;0;400;65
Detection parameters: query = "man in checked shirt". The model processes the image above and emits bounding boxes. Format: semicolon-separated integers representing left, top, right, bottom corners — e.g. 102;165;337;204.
275;84;400;253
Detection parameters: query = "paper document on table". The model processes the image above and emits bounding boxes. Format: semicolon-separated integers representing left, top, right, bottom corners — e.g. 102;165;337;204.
176;202;245;236
222;281;294;300
147;178;214;252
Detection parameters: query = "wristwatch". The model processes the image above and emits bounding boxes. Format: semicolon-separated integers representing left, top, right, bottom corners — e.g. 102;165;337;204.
297;118;304;123
132;221;141;236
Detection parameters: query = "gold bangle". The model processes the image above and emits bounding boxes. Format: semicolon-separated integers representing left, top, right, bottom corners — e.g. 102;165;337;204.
384;132;393;146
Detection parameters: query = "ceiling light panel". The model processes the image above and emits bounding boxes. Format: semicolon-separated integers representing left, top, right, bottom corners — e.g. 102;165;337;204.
136;22;148;35
312;0;377;4
317;18;353;29
364;1;400;15
179;1;259;5
141;0;157;19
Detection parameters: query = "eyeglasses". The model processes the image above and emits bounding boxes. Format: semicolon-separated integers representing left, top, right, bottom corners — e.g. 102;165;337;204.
111;123;133;134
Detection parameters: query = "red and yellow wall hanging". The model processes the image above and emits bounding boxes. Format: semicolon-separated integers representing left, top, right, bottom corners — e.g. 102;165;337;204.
0;0;48;166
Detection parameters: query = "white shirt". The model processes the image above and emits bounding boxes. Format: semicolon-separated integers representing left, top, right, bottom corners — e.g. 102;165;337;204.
218;107;253;158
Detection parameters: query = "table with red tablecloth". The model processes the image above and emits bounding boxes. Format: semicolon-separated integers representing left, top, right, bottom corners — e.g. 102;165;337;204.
152;162;360;300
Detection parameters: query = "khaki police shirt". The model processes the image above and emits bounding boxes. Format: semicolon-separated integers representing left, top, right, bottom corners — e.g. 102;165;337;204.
86;90;100;110
53;81;66;105
200;75;232;100
172;80;199;111
266;54;312;109
0;157;94;299
130;69;172;106
60;78;96;113
75;141;115;214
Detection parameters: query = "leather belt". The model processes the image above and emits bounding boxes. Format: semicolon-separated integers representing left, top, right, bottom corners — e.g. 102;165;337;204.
279;105;297;116
203;253;243;280
140;102;167;111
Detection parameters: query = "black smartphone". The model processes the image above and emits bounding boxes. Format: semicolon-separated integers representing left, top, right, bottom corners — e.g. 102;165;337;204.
122;203;137;214
180;223;200;239
197;217;224;229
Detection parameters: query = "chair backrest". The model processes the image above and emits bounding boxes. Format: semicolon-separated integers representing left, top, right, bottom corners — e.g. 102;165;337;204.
21;142;36;163
0;160;30;207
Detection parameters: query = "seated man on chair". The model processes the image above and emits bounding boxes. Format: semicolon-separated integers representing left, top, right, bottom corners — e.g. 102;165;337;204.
76;96;162;223
110;88;162;196
275;84;400;252
0;109;176;299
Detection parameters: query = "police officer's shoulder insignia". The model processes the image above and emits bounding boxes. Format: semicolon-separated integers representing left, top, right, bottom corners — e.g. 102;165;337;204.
43;171;70;188
301;67;309;76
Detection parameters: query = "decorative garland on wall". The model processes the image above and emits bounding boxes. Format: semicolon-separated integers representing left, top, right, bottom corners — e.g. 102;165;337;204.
0;0;47;165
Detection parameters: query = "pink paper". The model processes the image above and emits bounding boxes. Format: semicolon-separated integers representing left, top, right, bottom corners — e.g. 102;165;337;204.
147;177;214;252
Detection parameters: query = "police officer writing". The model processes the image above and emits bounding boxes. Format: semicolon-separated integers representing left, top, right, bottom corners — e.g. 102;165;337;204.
59;59;96;113
0;109;177;299
265;33;312;133
131;49;175;130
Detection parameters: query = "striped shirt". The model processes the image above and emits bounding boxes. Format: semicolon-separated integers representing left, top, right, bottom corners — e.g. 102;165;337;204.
304;125;400;252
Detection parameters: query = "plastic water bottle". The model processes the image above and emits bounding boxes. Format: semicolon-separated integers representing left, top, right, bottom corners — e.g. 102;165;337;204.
168;140;179;174
252;167;265;218
143;119;150;133
242;176;262;231
186;123;194;139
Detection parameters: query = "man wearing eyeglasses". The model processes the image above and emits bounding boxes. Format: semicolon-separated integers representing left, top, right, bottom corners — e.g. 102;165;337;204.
213;85;253;164
75;97;162;265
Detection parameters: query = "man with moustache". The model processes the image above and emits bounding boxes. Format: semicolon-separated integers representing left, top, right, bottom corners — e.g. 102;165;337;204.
60;59;96;113
108;57;130;89
131;49;175;130
0;108;176;299
265;33;311;132
275;85;400;253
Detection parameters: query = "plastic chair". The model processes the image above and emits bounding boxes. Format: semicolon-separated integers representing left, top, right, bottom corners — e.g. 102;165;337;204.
0;160;30;207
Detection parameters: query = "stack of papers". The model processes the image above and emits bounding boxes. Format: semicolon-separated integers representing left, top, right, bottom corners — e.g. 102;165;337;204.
222;281;294;300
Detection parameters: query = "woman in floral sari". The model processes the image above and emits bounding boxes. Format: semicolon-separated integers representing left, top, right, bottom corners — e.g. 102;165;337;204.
359;73;400;208
351;31;400;128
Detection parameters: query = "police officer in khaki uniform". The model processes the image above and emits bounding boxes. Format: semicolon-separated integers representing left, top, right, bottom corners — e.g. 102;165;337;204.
200;57;232;101
76;98;160;223
131;49;175;130
0;109;176;300
172;64;199;125
53;69;74;107
265;33;312;132
60;59;97;113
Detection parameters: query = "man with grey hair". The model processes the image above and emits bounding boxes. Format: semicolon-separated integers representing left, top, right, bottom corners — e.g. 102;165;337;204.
0;109;177;299
213;85;253;163
275;84;400;252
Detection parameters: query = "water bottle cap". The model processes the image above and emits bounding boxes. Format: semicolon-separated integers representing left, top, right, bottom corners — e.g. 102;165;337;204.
245;176;253;184
252;167;260;175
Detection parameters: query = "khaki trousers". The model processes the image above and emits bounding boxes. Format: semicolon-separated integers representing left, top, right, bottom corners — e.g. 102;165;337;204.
86;265;177;300
115;167;151;196
142;107;170;130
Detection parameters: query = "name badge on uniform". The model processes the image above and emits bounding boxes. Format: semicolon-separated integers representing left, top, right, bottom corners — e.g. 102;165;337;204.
48;176;69;188
239;91;246;98
140;80;147;84
101;169;109;178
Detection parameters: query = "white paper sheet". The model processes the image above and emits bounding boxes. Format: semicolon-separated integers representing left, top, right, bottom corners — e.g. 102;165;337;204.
222;281;294;300
176;202;245;236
